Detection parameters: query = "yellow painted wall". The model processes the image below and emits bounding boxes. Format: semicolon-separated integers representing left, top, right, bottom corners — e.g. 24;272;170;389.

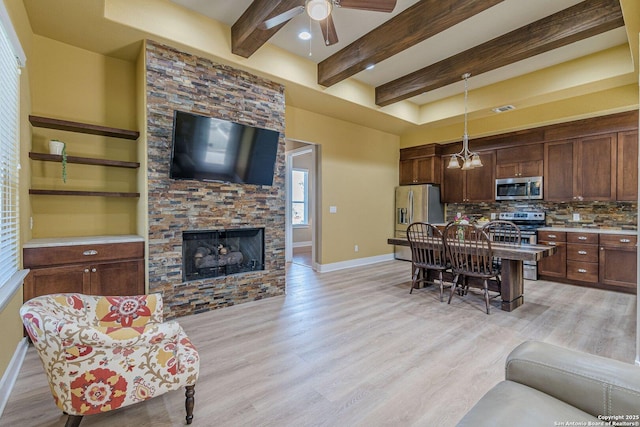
28;35;138;238
285;106;399;265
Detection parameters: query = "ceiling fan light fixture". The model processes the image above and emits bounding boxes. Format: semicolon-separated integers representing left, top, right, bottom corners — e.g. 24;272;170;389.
298;30;312;40
306;0;332;21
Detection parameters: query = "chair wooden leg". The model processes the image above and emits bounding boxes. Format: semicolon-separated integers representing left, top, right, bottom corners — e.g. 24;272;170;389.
65;415;83;427
438;271;444;302
185;385;195;425
448;274;459;304
410;266;418;294
483;279;490;315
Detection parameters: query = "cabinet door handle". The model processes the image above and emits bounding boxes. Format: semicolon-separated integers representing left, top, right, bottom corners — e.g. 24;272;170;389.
548;234;557;238
547;242;556;246
84;268;89;273
83;250;98;256
578;236;587;240
578;269;588;273
578;250;587;255
91;268;97;273
620;238;631;243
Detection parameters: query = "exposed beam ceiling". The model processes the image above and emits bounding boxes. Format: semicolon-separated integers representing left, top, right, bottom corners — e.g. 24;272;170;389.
375;0;624;106
231;0;301;58
317;0;504;87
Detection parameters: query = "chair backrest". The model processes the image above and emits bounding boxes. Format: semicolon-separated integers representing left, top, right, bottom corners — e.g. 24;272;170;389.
482;220;521;246
406;222;446;268
443;223;495;276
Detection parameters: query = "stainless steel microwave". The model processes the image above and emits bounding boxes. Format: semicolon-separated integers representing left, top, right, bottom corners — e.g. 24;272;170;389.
495;176;543;200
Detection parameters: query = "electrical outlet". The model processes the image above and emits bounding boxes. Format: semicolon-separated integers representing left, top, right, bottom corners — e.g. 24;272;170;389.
354;245;359;252
329;206;337;214
490;213;496;220
573;213;580;221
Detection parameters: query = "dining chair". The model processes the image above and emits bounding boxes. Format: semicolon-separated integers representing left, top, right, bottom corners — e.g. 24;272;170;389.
482;220;521;289
443;223;500;314
406;222;451;301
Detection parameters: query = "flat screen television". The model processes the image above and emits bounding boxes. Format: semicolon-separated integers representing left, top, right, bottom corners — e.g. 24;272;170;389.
169;110;280;186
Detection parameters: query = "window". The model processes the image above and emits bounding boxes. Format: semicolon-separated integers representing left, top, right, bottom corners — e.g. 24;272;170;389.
291;168;308;226
0;5;23;291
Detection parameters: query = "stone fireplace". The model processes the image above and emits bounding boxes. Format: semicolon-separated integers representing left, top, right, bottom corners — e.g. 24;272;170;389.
182;228;265;281
145;40;286;318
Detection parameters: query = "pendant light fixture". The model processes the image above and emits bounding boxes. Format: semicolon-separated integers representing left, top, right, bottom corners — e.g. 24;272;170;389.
447;73;483;170
306;0;332;21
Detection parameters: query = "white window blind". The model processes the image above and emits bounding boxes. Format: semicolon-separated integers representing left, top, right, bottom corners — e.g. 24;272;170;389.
0;14;20;290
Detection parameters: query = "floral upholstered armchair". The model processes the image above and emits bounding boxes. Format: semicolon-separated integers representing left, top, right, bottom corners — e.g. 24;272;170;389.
20;293;199;427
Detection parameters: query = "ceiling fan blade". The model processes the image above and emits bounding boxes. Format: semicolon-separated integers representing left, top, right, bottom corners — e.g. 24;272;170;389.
259;5;305;30
319;14;339;46
337;0;397;13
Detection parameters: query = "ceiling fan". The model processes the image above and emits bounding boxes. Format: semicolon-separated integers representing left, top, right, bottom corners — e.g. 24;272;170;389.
259;0;397;46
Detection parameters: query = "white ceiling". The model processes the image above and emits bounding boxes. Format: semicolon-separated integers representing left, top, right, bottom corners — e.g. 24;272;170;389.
169;0;629;105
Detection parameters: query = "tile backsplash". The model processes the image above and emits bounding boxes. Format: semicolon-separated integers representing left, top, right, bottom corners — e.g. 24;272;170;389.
446;201;637;230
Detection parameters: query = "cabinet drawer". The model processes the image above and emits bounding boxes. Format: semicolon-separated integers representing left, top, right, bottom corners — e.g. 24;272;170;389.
567;261;598;283
567;244;598;262
599;234;637;248
567;233;598;244
538;231;566;242
24;242;144;268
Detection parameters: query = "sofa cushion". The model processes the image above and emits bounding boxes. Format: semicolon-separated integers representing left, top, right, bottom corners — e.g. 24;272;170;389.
456;380;599;427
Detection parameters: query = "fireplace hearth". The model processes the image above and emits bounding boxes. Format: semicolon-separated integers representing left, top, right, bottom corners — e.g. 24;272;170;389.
182;228;265;281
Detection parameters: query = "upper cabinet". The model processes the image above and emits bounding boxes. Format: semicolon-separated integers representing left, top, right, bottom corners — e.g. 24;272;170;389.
616;130;638;202
544;133;617;202
441;151;495;203
399;144;442;185
495;144;543;179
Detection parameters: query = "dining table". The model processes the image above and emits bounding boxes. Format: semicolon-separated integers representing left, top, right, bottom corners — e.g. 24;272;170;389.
387;237;557;311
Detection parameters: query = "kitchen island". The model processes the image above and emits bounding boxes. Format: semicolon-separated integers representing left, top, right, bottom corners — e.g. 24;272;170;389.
388;237;557;312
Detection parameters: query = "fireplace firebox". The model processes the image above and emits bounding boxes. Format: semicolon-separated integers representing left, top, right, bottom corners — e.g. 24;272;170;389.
182;228;265;281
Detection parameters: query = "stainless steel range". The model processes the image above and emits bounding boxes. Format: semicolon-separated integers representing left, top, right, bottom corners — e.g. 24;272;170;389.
498;211;546;280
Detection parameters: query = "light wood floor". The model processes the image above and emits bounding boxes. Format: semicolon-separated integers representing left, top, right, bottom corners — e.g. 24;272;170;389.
2;260;636;426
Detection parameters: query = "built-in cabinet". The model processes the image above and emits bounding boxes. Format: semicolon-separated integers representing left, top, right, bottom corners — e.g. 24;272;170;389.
495;144;543;179
544;133;618;202
616;130;638;201
23;240;145;301
441;151;496;203
538;230;637;293
399;144;441;185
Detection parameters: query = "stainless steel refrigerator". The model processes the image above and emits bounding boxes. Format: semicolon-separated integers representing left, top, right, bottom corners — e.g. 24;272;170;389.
394;184;444;261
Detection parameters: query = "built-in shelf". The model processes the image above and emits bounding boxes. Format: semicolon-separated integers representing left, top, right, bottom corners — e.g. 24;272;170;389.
29;189;140;198
29;152;140;169
29;115;139;140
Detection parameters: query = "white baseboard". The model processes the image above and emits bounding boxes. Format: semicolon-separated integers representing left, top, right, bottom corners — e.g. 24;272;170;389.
0;337;28;417
317;253;395;273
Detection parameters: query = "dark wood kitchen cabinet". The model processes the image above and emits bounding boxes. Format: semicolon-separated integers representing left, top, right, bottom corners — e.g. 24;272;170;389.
616;130;638;201
566;232;599;283
23;240;145;302
399;144;442;185
495;144;543;178
537;231;567;279
441;151;495;203
599;234;637;291
544;133;617;202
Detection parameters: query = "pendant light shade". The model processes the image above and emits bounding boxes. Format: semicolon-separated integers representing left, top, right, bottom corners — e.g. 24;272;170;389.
447;73;483;170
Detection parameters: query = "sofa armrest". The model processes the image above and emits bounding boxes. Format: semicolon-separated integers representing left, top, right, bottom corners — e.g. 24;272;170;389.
506;341;640;417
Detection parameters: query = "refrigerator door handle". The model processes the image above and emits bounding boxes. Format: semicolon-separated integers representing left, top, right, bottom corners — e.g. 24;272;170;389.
408;190;414;223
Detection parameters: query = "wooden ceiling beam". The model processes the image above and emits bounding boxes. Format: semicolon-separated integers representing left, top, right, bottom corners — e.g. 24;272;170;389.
375;0;625;107
231;0;301;58
318;0;504;87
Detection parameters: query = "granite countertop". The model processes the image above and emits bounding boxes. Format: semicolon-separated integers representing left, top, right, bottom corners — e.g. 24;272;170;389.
23;235;145;248
537;227;637;235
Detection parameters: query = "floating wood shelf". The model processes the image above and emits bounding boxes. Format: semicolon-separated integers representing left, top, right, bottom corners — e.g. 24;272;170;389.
29;115;139;140
29;189;140;198
29;152;140;169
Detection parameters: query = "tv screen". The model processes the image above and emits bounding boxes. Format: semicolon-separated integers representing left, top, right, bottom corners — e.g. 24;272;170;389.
170;110;280;186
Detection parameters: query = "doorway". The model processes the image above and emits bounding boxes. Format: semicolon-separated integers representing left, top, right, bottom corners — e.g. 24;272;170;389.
285;140;317;269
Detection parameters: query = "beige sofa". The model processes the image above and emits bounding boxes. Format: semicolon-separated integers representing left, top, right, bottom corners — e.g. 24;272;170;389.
457;341;640;426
